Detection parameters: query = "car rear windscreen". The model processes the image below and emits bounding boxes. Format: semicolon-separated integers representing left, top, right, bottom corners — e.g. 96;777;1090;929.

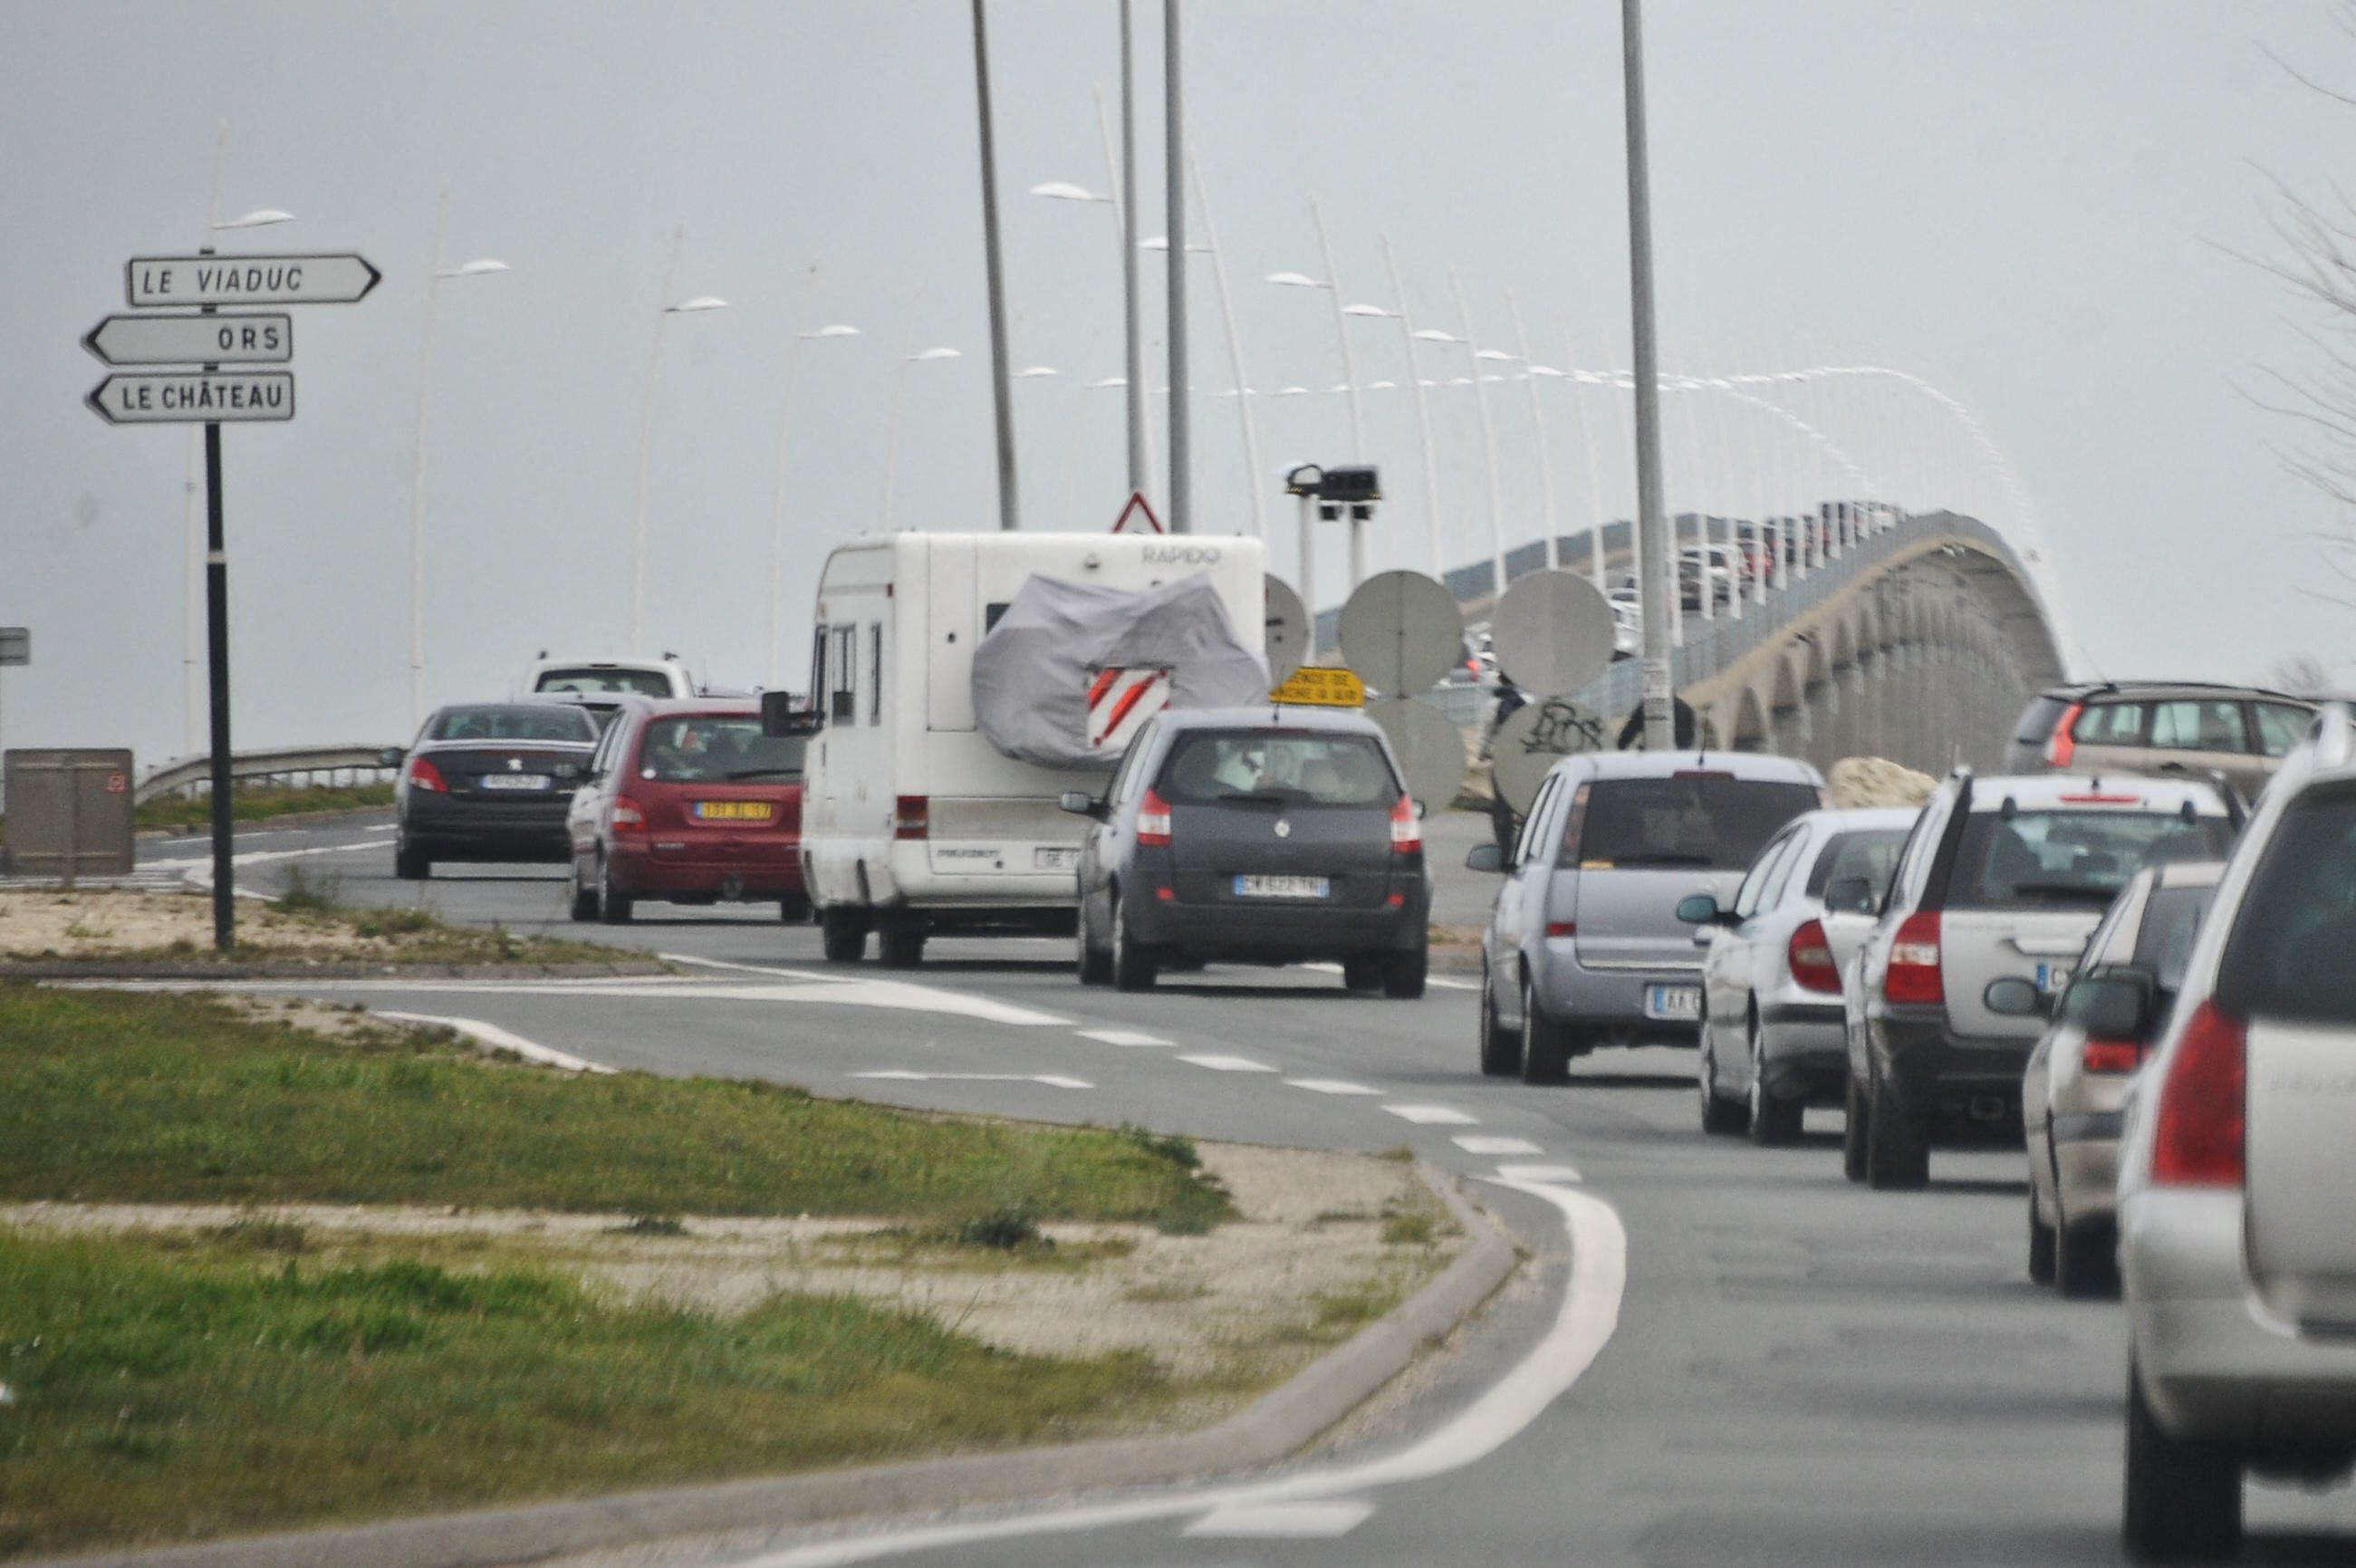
1946;810;2232;909
428;705;596;744
535;667;674;697
638;717;806;784
1563;774;1819;871
1157;731;1398;807
2219;786;2356;1025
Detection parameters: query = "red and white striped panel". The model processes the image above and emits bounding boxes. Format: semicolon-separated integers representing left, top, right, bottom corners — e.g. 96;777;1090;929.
1086;666;1171;752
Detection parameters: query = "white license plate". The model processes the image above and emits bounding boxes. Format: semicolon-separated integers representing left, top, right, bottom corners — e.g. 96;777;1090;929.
1234;874;1330;899
2036;963;2072;996
1034;846;1079;871
476;774;552;792
1644;984;1702;1021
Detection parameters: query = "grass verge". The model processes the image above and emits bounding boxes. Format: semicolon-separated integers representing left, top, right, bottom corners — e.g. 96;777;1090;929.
132;782;394;834
0;1228;1163;1558
0;986;1234;1227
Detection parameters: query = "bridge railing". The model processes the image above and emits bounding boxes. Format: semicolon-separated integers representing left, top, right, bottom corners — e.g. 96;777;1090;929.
133;745;399;806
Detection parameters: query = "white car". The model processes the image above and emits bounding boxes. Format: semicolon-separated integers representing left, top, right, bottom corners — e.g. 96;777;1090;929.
1680;807;1916;1142
518;655;698;725
2116;703;2356;1561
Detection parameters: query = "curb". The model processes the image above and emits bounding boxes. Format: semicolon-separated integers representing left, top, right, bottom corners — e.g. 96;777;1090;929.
35;1165;1517;1568
0;959;673;982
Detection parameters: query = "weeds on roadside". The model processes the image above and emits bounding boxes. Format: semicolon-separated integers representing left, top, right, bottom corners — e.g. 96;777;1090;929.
271;864;345;915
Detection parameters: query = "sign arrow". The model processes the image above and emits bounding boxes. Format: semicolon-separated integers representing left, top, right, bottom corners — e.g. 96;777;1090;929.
83;313;292;367
125;253;380;307
86;371;294;425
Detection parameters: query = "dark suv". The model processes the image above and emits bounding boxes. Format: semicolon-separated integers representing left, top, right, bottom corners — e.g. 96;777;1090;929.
1062;707;1431;996
2006;683;2314;802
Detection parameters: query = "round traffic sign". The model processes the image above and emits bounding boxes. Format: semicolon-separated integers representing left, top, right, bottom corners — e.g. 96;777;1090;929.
1366;696;1466;812
1490;696;1611;814
1262;573;1310;688
1337;570;1462;697
1490;569;1616;697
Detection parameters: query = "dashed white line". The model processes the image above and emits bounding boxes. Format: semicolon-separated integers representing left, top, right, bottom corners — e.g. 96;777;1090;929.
1382;1103;1478;1126
1185;1499;1374;1538
1076;1027;1172;1047
1452;1135;1543;1157
853;1071;1092;1090
1284;1077;1381;1096
1496;1160;1582;1184
1178;1053;1276;1073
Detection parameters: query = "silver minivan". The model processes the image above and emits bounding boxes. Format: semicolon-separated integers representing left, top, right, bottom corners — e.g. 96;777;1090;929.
1469;750;1826;1083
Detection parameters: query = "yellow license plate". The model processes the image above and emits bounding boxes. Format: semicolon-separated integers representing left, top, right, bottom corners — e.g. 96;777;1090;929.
692;801;771;822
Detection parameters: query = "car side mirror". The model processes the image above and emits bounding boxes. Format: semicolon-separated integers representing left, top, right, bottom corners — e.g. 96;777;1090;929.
1824;876;1876;916
378;746;405;769
1464;842;1505;873
2062;967;2159;1040
760;688;823;738
1983;976;2049;1019
1058;791;1104;819
1675;892;1722;926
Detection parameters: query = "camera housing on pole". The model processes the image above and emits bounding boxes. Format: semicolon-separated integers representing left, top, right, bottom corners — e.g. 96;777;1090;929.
1284;464;1381;645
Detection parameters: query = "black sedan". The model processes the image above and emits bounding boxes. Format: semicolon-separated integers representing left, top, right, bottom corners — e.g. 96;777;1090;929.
388;702;600;879
1063;707;1431;996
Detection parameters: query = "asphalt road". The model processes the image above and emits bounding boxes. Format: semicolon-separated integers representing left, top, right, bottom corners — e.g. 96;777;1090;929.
134;814;2356;1565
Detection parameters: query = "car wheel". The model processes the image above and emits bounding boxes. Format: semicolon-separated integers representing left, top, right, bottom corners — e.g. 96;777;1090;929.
1478;963;1523;1077
1518;971;1570;1084
1746;1014;1803;1145
1076;895;1113;986
820;906;868;963
1842;1073;1870;1183
1382;946;1428;1000
2123;1357;2242;1563
1111;890;1158;992
1698;1036;1747;1135
394;839;429;881
597;855;634;925
2057;1215;2120;1300
568;857;600;922
877;919;926;968
1864;1063;1928;1190
2028;1195;2057;1286
1342;955;1386;992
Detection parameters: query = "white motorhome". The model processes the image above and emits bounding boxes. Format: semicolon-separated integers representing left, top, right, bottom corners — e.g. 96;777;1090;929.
799;531;1266;965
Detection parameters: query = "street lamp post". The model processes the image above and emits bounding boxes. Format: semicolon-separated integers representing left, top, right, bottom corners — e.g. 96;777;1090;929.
1505;289;1560;572
408;188;509;728
880;345;963;532
1178;156;1267;539
766;322;860;686
1620;0;1677;748
1434;271;1507;598
628;226;728;654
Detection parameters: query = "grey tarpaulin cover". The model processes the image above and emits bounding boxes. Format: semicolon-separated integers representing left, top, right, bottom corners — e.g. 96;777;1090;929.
972;573;1270;767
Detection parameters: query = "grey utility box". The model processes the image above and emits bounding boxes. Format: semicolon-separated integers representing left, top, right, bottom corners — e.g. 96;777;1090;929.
2;749;136;882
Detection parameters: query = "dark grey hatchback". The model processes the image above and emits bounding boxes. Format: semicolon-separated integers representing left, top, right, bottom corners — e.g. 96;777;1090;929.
1063;707;1432;996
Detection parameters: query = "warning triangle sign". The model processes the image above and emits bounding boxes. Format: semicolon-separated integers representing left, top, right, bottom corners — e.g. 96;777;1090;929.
1110;490;1163;534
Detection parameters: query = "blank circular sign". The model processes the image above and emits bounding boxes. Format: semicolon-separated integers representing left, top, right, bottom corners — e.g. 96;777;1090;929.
1337;570;1462;697
1490;696;1611;814
1366;696;1467;811
1489;569;1616;697
1262;573;1309;688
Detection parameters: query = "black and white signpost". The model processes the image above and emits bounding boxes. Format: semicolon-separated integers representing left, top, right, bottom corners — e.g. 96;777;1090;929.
85;251;376;948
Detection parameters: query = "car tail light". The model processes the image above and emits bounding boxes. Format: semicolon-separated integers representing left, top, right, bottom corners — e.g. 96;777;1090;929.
1544;920;1577;939
2043;703;2084;767
2149;1000;2245;1188
2082;1038;2146;1074
610;798;646;832
1883;910;1943;1005
1558;783;1592;861
1788;919;1841;994
892;794;929;842
405;756;447;794
1136;787;1172;847
1390;794;1421;853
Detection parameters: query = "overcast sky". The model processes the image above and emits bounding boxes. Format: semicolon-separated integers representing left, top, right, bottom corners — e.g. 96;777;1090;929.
3;1;2350;764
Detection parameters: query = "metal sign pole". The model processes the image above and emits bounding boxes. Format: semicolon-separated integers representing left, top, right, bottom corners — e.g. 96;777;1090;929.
1620;0;1675;751
197;251;235;949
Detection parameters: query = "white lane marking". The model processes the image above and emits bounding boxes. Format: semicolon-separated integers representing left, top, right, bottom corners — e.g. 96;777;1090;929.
1497;1161;1582;1185
1284;1077;1380;1096
661;952;849;984
365;824;399;834
1382;1103;1478;1126
372;1012;614;1074
1453;1135;1543;1157
854;1071;1092;1090
1178;1053;1276;1073
1185;1499;1374;1538
738;1177;1624;1566
1424;974;1479;991
1076;1027;1172;1047
150;841;382;879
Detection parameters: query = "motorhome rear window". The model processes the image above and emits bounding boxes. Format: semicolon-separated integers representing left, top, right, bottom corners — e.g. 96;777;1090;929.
534;667;673;697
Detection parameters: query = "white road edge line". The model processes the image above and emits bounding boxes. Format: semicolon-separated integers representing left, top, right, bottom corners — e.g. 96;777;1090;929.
662;952;849;984
1496;1161;1582;1185
372;1012;614;1075
1076;1027;1173;1047
1185;1498;1375;1538
1452;1135;1543;1157
738;1178;1625;1567
853;1071;1092;1090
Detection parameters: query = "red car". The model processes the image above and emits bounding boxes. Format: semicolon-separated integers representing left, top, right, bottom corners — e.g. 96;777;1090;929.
565;697;807;924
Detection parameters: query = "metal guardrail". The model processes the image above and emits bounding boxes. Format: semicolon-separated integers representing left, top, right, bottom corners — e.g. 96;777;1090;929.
133;744;399;805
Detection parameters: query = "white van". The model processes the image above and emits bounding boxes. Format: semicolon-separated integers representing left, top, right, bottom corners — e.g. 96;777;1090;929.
799;531;1266;966
517;656;698;727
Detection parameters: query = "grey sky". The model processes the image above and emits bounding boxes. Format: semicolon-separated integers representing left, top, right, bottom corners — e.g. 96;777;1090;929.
2;1;2348;763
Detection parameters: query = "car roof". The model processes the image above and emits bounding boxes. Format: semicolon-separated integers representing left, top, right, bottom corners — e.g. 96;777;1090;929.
1160;706;1388;735
2033;680;2306;705
1957;773;2231;813
1789;805;1920;833
1548;749;1825;784
2152;859;2227;890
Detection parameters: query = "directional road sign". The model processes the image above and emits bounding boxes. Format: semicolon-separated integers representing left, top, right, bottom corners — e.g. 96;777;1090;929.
1337;570;1462;697
86;371;293;425
1490;569;1617;697
126;254;380;307
83;313;291;366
